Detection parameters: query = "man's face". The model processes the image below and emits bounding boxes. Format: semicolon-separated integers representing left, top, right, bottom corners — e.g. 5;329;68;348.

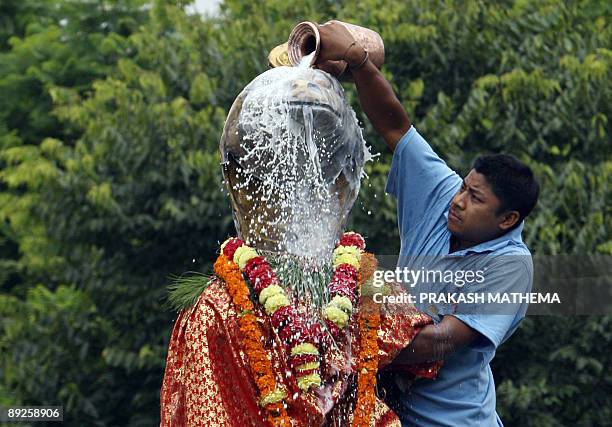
447;169;506;244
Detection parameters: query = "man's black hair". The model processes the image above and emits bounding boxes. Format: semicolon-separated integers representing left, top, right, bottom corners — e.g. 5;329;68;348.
473;154;540;229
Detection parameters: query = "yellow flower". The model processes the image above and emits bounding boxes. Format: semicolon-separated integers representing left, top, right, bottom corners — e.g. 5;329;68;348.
259;388;287;406
233;245;258;270
295;362;320;371
324;305;350;329
296;373;321;391
263;293;290;315
333;253;360;269
258;284;284;305
333;245;362;259
291;343;319;356
330;295;353;315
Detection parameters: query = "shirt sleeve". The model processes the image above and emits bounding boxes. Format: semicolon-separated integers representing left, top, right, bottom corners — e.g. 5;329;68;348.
451;255;533;353
385;126;462;234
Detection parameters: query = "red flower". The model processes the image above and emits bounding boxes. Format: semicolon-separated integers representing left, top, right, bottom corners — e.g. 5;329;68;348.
308;322;325;346
248;264;275;286
330;273;358;291
295;368;319;377
222;238;244;259
325;319;342;339
253;274;279;293
270;306;297;330
279;322;311;347
328;281;358;303
250;269;277;293
289;354;319;369
337;233;365;251
243;256;266;277
335;263;359;281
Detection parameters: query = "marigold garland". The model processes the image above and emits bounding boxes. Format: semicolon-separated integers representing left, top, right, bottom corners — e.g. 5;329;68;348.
214;255;291;426
352;253;380;427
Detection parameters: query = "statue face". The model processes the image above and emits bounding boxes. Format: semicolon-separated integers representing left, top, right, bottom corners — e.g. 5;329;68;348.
220;67;369;259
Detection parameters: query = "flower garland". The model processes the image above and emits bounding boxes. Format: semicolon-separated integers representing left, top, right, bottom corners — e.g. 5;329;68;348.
352;252;380;427
213;255;290;426
323;232;365;337
221;237;324;391
217;232;380;426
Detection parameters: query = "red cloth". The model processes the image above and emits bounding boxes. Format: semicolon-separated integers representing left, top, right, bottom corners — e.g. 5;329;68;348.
160;280;440;426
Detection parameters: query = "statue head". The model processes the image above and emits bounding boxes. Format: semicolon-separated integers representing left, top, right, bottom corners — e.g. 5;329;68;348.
220;66;369;259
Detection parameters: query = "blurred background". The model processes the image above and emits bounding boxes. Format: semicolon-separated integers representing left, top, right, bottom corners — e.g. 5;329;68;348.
0;0;610;425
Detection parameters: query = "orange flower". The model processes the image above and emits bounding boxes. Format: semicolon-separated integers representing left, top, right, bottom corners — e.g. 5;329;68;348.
352;253;381;427
214;255;290;426
359;252;378;284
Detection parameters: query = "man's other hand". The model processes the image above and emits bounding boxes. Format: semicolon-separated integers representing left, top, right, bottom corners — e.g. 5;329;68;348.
391;315;480;365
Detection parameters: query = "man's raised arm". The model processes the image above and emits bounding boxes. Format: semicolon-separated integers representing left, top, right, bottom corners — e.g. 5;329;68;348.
316;21;410;151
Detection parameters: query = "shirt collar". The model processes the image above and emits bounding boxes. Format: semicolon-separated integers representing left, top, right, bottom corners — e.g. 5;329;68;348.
443;210;525;256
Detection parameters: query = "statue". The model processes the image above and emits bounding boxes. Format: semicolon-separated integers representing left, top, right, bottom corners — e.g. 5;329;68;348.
221;65;367;257
160;64;440;426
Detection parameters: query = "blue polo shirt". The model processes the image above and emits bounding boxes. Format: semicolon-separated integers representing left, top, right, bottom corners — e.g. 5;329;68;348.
385;126;533;426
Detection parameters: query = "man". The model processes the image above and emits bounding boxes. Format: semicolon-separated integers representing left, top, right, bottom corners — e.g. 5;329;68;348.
315;21;540;426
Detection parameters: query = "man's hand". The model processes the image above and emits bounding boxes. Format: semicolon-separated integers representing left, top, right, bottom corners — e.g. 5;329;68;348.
315;21;365;68
315;21;365;76
391;315;480;366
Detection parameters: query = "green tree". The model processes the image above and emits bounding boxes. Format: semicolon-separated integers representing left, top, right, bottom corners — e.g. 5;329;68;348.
0;0;149;421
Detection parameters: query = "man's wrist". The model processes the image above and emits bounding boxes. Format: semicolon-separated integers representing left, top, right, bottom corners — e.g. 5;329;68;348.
344;43;367;67
349;50;369;71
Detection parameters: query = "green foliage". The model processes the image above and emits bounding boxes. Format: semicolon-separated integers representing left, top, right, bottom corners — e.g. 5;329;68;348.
166;273;213;311
0;0;150;297
0;285;113;424
0;0;610;425
493;316;612;426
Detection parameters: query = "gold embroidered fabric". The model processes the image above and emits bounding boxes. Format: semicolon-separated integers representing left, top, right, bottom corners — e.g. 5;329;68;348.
160;280;438;426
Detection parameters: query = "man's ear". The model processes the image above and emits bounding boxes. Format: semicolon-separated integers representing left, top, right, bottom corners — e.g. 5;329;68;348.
498;210;520;231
